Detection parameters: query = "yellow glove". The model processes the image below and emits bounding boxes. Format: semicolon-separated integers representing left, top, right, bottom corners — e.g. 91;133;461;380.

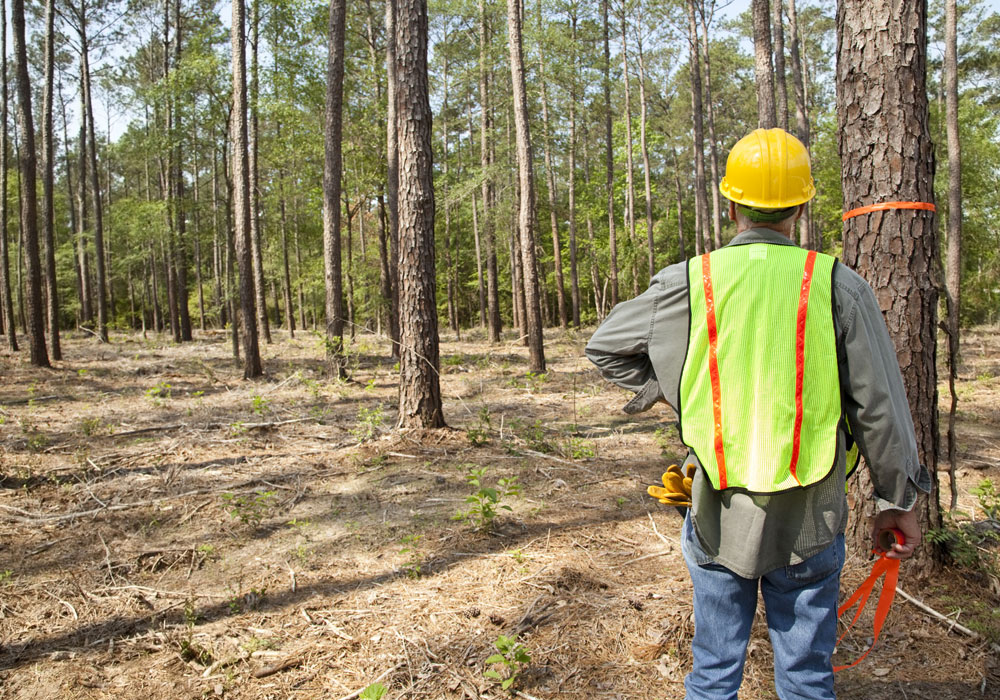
647;464;695;507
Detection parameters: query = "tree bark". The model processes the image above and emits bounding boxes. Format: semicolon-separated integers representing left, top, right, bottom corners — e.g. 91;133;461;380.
837;0;941;571
323;0;347;375
508;0;545;372
688;0;708;255
479;0;502;342
752;0;777;128
395;0;445;428
636;13;654;280
603;0;618;307
0;0;18;351
466;106;486;328
249;0;270;344
697;2;723;250
568;8;581;327
944;0;962;511
772;0;788;130
230;0;262;378
786;0;811;249
386;0;402;358
173;0;191;341
537;1;566;330
620;6;638;295
11;0;49;366
41;0;60;358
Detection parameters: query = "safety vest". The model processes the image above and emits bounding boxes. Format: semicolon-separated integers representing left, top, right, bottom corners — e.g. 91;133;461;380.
679;243;840;493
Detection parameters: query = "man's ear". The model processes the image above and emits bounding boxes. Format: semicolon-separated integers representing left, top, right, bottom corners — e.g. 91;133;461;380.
728;201;736;221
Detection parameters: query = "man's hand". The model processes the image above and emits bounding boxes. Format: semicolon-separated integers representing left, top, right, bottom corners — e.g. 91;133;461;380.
871;508;921;560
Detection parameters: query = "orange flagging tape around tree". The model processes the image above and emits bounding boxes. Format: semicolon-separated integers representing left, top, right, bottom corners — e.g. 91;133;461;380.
842;201;936;222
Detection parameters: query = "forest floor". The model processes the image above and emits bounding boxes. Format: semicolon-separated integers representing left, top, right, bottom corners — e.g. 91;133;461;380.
0;324;998;700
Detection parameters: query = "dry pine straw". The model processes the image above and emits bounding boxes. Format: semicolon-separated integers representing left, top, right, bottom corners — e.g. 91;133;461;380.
0;327;997;699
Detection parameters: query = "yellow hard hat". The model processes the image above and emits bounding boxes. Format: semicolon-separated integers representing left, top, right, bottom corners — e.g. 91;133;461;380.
719;128;816;209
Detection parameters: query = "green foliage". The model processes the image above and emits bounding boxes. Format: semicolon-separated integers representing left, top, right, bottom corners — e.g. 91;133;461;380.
221;490;277;529
145;381;172;406
467;405;492;447
358;683;388;700
509;419;553;454
399;534;423;579
453;466;521;531
250;394;270;416
563;436;595;460
351;404;385;442
0;570;13;585
654;425;679;456
927;479;1000;578
483;634;531;692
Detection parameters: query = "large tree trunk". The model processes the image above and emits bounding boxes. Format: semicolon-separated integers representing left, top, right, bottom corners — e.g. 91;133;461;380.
323;0;346;375
12;0;49;366
602;0;618;306
508;0;545;372
230;0;262;378
687;0;708;255
386;0;402;358
41;0;60;359
479;0;502;342
395;0;445;428
1;0;17;351
537;3;566;330
249;0;270;344
786;0;811;249
837;0;941;572
752;0;776;128
943;0;962;511
772;0;788;130
173;0;191;342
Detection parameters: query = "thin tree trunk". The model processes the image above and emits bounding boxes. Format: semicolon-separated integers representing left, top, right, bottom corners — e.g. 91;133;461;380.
277;132;295;337
396;0;445;428
603;0;618;307
231;0;262;378
77;88;92;324
466;106;486;328
673;147;686;260
386;0;402;358
752;0;777;128
688;0;708;255
479;0;502;342
173;0;191;341
249;0;270;344
41;0;60;358
0;0;18;351
568;9;581;327
698;1;723;250
537;0;566;329
837;0;940;572
636;22;655;282
772;0;788;130
12;0;49;366
441;51;459;339
944;0;962;511
323;0;347;375
620;5;638;296
508;0;544;372
786;0;811;249
192;149;206;331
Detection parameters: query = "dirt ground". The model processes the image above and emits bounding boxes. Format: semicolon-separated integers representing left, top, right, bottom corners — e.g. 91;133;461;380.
1;324;998;700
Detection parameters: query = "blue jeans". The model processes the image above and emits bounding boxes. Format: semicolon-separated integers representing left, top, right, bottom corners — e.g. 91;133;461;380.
681;515;844;700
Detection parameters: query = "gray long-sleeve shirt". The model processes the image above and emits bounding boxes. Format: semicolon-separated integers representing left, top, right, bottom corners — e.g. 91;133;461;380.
586;229;930;578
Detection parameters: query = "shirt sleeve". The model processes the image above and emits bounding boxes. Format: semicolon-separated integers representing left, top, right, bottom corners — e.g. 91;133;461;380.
835;266;932;511
585;263;689;414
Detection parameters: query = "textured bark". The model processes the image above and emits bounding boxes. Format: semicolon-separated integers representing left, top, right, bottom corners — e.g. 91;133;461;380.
697;1;722;250
173;0;191;341
12;0;49;366
81;3;108;343
230;0;262;378
537;2;566;330
249;0;270;344
323;0;346;375
687;0;708;255
837;0;941;571
386;0;402;358
620;8;638;295
41;0;60;358
752;0;776;128
395;0;445;428
466;106;486;328
944;0;962;511
786;0;811;249
568;9;581;327
479;0;502;342
772;0;788;130
1;0;17;350
602;0;618;307
673;149;687;260
508;0;545;372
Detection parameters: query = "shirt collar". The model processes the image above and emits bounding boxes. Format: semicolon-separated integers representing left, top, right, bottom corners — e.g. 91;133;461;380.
726;228;799;248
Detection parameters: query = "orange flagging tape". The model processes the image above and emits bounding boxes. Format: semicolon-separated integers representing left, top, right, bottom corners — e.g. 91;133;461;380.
833;528;906;672
842;201;936;222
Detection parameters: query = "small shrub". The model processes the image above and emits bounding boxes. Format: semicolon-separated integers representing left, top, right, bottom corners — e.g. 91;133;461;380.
467;406;492;447
221;490;277;529
484;633;531;693
351;404;385;442
453;466;521;531
250;394;270;416
359;683;387;700
145;380;172;405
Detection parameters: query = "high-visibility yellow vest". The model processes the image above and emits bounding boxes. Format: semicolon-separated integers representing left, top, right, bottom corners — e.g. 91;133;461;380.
679;243;840;493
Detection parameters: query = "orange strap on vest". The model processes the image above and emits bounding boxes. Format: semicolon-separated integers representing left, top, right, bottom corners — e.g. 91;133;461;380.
788;250;818;486
833;528;905;672
842;201;936;222
701;254;728;489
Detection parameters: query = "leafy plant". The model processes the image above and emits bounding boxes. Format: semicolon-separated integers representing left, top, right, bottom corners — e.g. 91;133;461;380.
654;425;679;456
467;405;492;447
453;466;521;531
145;380;172;405
359;683;387;700
927;478;1000;579
351;404;385;442
250;393;270;416
484;634;531;692
563;436;595;459
221;490;277;529
399;534;423;579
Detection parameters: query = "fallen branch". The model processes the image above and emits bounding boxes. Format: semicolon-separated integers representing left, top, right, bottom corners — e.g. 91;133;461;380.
253;655;302;679
896;585;1000;654
622;549;671;566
